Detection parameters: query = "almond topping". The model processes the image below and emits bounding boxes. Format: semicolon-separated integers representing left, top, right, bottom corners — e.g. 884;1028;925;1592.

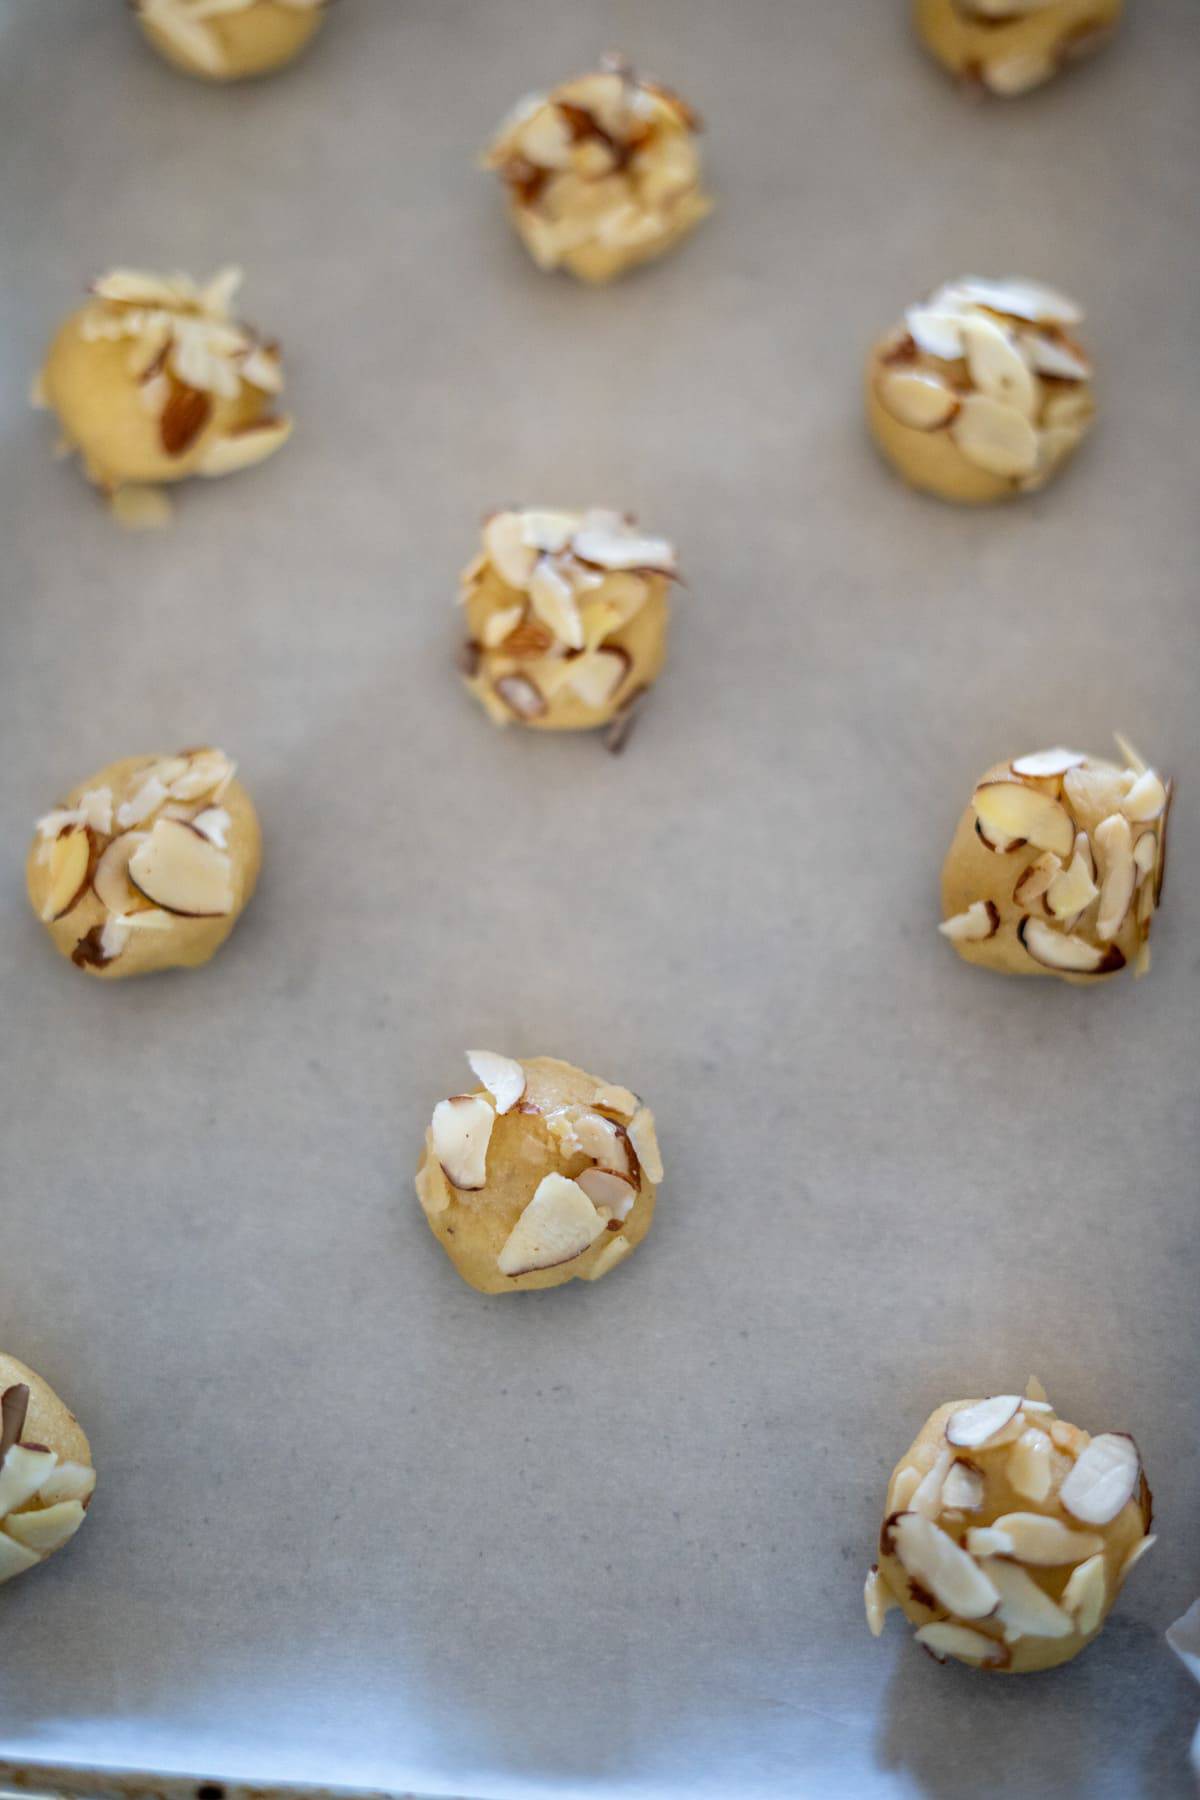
1018;916;1125;976
494;673;547;720
1012;854;1061;908
914;1622;1006;1666
1006;1428;1053;1502
1121;768;1168;823
40;826;93;922
885;1512;999;1620
1093;813;1136;941
127;818;234;917
465;1049;526;1115
938;899;1000;943
1045;833;1098;920
430;1093;495;1191
951;394;1039;478
973;780;1074;860
877;369;959;430
497;1173;606;1276
864;1565;898;1637
989;1513;1104;1565
1061;1553;1107;1636
627;1106;663;1183
985;1560;1074;1640
1058;1434;1140;1525
1011;748;1087;780
946;1395;1022;1449
941;1462;985;1513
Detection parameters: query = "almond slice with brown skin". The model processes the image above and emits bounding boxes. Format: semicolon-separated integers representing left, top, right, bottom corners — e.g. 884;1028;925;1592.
160;383;212;457
497;1173;606;1276
973;781;1074;860
1045;833;1098;920
1013;854;1060;907
189;807;231;849
1093;813;1136;941
40;826;94;922
93;831;151;915
481;604;525;649
946;1395;1022;1448
465;1050;526;1115
864;1565;897;1637
627;1107;663;1183
1061;1554;1107;1635
430;1094;494;1191
1121;768;1168;823
571;522;676;575
1058;1434;1140;1525
941;1462;985;1513
910;1449;952;1519
975;818;1024;855
985;1560;1074;1639
884;1512;999;1620
877;370;959;430
529;558;584;649
1063;762;1134;834
0;1445;58;1516
948;276;1083;327
951;395;1039;477
1018;916;1125;975
1011;748;1087;780
571;1110;634;1177
575;1165;637;1220
938;900;1000;943
989;1513;1104;1566
593;1082;638;1117
915;1622;1006;1666
3;1500;86;1554
483;512;537;590
494;673;547;720
127;818;234;917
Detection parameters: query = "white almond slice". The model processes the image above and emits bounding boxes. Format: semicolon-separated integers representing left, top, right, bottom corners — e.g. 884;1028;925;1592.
36;805;86;841
1018;916;1124;975
116;773;169;828
95;918;131;964
975;818;1022;855
966;1526;1015;1558
985;1559;1074;1639
865;1565;898;1637
973;781;1074;860
593;1083;638;1118
565;647;631;708
497;1173;606;1277
1133;833;1157;882
950;277;1083;328
190;806;231;849
1013;854;1061;907
1112;731;1146;775
0;1445;58;1517
904;307;965;362
886;1512;999;1620
127;818;234;917
481;604;526;649
951;394;1040;477
34;1461;96;1506
484;512;538;591
938;900;1001;944
1051;1420;1085;1455
1011;748;1087;780
1119;1535;1156;1583
1058;1434;1140;1525
571;524;676;575
571;1111;633;1177
76;788;114;833
990;1513;1104;1566
1061;1553;1108;1636
910;1449;952;1519
960;315;1038;417
517;510;579;554
1007;1429;1053;1503
877;370;959;430
431;1094;495;1191
1063;762;1135;834
40;826;92;922
1121;768;1167;823
575;1166;637;1221
93;831;150;915
580;1232;634;1282
1025;1376;1050;1404
984;52;1056;95
529;558;584;649
196;416;292;477
946;1395;1023;1449
2;1499;86;1554
494;673;547;720
169;751;234;801
0;1533;42;1583
120;909;172;933
1020;331;1091;382
237;344;285;394
891;1466;921;1512
915;1622;1006;1666
942;1462;985;1513
1045;833;1098;920
465;1049;526;1115
1093;813;1136;941
627;1107;664;1184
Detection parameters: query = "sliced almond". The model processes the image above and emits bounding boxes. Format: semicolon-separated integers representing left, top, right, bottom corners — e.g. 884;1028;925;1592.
864;1565;898;1637
160;383;212;457
1061;1553;1107;1636
494;672;547;720
1045;833;1098;920
960;314;1037;417
877;369;959;430
986;1559;1074;1639
1013;854;1060;908
580;1232;634;1282
35;1461;96;1506
1132;833;1157;884
915;1622;1006;1666
196;416;292;478
571;521;676;575
1020;331;1091;382
942;1462;985;1513
627;1106;663;1184
575;1165;637;1220
1058;1433;1140;1525
116;772;169;828
497;1172;606;1276
938;899;1000;943
430;1093;494;1191
570;1110;633;1177
0;1445;58;1516
518;510;578;554
884;1512;999;1620
484;512;538;590
529;558;584;649
481;604;526;649
975;817;1023;855
1006;1429;1053;1503
1011;748;1087;780
891;1466;921;1512
1063;762;1134;834
1018;916;1125;975
966;1526;1015;1558
40;826;93;922
565;647;631;708
1121;768;1167;823
948;277;1083;328
170;750;234;802
190;806;231;849
1025;1375;1050;1405
989;1513;1104;1566
910;1449;952;1519
127;818;234;917
93;831;150;915
2;1499;86;1554
973;781;1074;860
465;1049;526;1115
946;1395;1022;1449
593;1082;638;1118
0;1534;41;1583
1093;813;1135;941
904;307;964;362
951;394;1039;477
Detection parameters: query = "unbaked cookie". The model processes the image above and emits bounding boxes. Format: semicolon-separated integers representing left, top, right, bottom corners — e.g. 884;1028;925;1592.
915;0;1122;97
459;507;677;744
940;737;1170;981
867;276;1094;503
27;747;261;980
483;54;712;283
866;1381;1153;1672
415;1052;662;1294
34;267;290;523
0;1354;96;1587
133;0;325;81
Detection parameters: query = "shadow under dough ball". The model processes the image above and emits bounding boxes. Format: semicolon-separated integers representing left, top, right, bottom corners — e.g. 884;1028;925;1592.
867;1383;1153;1672
415;1053;663;1294
0;1355;96;1587
27;748;261;979
133;0;326;81
914;0;1122;97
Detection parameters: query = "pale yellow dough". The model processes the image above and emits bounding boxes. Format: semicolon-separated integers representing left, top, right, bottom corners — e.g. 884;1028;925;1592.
135;0;324;82
415;1055;661;1295
36;267;290;508
939;741;1170;983
868;1387;1152;1673
915;0;1122;96
0;1354;96;1587
459;507;676;739
27;748;261;980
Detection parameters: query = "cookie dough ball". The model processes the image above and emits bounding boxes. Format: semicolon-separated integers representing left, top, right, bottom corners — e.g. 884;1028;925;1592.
940;738;1170;982
459;507;677;744
483;54;712;283
866;1383;1153;1673
134;0;325;81
415;1052;662;1294
867;276;1094;503
0;1355;96;1587
34;267;290;518
915;0;1122;97
27;747;261;980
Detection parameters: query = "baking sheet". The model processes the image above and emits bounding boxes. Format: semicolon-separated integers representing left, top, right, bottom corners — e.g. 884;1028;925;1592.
1;1;1198;1795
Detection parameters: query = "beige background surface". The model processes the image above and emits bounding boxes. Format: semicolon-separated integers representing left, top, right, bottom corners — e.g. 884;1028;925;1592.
0;2;1197;1795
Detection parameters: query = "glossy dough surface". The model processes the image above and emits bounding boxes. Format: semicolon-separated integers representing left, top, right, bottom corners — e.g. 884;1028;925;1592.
134;0;324;81
26;748;261;980
0;1354;96;1587
914;0;1122;96
415;1054;661;1294
867;1384;1153;1673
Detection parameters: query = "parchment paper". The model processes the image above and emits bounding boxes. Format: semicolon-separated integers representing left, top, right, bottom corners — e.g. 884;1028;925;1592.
1;2;1198;1795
